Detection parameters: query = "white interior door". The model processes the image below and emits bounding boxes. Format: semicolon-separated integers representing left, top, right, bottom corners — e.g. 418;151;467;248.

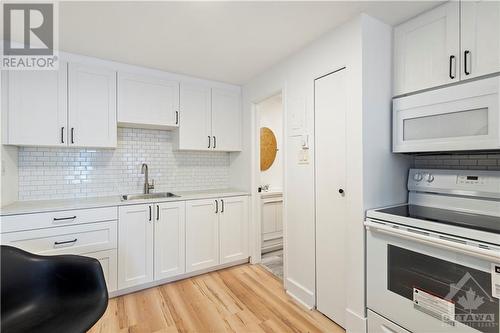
177;82;212;150
118;204;154;289
314;68;348;328
219;196;249;264
185;199;219;273
154;201;186;280
461;0;500;79
6;62;68;146
68;63;117;148
211;88;242;151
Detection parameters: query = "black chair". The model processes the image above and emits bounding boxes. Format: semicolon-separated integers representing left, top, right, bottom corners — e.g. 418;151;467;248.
1;245;109;333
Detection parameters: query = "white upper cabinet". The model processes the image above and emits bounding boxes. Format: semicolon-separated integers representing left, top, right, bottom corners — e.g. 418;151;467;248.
219;196;249;264
176;84;242;152
394;1;500;95
154;201;186;280
3;62;68;146
461;1;500;80
177;82;212;150
117;72;179;129
211;88;242;151
185;198;219;273
68;63;117;148
394;2;460;96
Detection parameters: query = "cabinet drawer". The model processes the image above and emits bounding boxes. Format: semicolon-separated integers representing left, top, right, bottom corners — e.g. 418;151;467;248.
1;207;118;233
0;221;117;255
367;310;411;333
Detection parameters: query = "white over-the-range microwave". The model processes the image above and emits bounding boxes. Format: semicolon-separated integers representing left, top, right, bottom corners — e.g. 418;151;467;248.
393;76;500;153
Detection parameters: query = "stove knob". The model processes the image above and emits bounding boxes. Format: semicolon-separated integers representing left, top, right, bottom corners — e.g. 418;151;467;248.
426;174;434;183
413;173;423;181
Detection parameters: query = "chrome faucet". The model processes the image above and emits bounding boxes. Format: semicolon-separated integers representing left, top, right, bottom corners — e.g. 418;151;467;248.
141;163;155;194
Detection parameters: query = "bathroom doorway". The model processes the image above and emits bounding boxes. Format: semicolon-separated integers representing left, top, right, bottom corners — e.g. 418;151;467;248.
256;93;284;280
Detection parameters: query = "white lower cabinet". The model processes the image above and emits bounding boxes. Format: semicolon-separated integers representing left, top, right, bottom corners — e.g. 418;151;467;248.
219;196;249;264
367;310;411;333
118;201;186;289
0;208;119;293
118;204;154;289
85;249;118;292
154;201;186;280
185;199;220;273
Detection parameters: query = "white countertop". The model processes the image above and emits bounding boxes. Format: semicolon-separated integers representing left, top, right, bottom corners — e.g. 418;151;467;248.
260;189;283;198
0;189;250;216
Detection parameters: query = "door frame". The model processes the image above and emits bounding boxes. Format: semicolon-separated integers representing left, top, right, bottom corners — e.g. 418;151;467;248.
250;86;287;283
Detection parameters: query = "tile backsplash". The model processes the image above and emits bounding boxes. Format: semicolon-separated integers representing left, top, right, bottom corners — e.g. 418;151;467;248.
413;152;500;171
18;128;230;201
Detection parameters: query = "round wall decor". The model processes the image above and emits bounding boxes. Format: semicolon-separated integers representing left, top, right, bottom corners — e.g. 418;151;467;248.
260;127;277;171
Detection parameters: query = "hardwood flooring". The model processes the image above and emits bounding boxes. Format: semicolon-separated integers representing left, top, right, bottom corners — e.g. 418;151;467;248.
89;264;345;333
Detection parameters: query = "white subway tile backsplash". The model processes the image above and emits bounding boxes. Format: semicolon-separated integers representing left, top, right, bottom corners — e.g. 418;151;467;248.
18;128;230;200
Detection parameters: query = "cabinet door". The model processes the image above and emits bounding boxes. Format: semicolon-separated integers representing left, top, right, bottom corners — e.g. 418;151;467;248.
154;201;186;280
394;2;459;95
275;200;283;232
211;88;242;151
185;199;219;273
367;310;411;333
461;1;500;79
5;62;67;146
177;83;212;150
85;249;118;292
68;63;117;148
262;201;277;235
219;196;248;264
118;72;179;129
118;204;154;289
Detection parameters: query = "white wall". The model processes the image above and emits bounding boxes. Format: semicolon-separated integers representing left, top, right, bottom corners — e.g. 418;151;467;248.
242;14;410;333
258;94;283;190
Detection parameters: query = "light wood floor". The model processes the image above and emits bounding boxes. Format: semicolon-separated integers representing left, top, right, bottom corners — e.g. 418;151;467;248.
89;264;345;333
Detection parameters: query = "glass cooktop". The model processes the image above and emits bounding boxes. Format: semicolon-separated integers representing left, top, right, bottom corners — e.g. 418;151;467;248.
377;204;500;234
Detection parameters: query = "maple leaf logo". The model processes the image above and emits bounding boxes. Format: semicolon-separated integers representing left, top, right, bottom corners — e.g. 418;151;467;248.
457;288;485;311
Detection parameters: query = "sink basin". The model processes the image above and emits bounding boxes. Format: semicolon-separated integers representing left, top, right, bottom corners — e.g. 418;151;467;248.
121;192;180;201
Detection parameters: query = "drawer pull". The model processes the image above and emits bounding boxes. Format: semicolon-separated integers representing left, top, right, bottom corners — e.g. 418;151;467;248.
54;238;78;246
53;216;77;222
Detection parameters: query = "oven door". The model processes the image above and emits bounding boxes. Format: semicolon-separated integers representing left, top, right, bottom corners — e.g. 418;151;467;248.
366;219;500;333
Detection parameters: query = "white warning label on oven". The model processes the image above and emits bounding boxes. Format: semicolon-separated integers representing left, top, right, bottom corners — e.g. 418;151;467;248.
413;288;455;325
492;263;500;299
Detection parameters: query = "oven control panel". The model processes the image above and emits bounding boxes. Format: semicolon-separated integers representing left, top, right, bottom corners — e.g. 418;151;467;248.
408;169;500;198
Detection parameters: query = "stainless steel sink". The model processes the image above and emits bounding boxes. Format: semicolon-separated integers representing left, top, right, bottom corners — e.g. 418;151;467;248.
121;192;180;201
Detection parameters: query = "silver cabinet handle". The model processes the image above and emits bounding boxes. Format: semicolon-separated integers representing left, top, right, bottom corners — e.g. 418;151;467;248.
54;238;77;246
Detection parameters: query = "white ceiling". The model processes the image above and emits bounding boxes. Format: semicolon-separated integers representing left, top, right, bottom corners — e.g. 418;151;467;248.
56;1;441;85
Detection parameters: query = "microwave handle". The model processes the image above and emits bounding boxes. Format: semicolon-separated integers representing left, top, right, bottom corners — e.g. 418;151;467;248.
365;220;500;263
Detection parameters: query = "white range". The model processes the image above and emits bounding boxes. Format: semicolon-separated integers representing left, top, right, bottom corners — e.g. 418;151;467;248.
365;168;500;333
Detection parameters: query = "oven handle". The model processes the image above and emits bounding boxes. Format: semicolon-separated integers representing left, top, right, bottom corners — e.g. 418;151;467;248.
365;220;500;263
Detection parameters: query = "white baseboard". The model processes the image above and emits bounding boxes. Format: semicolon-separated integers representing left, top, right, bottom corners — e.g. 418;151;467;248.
285;277;315;309
109;258;249;298
345;308;367;333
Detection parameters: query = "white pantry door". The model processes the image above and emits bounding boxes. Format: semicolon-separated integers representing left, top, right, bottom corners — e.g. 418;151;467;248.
154;201;186;280
314;68;348;328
